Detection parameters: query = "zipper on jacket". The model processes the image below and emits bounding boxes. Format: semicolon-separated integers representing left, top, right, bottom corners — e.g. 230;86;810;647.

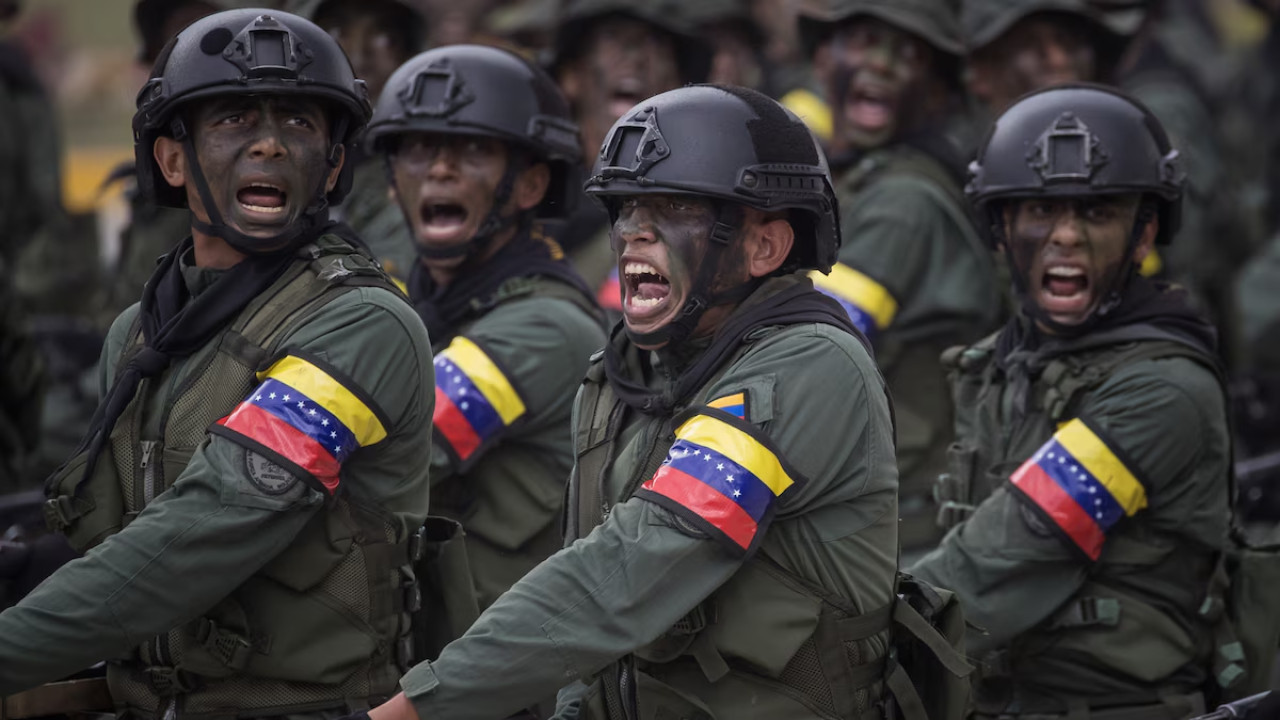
140;440;159;506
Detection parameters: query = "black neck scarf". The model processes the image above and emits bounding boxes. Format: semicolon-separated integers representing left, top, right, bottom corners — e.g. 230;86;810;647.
604;276;868;417
409;223;594;345
60;232;301;492
994;275;1221;419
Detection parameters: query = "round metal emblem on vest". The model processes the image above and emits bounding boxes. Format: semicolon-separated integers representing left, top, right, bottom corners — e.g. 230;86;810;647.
245;451;299;495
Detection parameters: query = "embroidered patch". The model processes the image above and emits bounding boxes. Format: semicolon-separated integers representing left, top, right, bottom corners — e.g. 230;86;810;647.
245;450;299;495
433;336;527;462
708;392;748;420
637;412;801;553
808;263;898;340
1010;418;1147;560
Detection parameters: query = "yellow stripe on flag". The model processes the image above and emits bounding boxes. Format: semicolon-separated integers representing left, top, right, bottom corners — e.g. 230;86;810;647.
708;393;745;411
675;414;794;496
1055;419;1147;515
442;337;526;425
809;264;898;330
260;356;387;446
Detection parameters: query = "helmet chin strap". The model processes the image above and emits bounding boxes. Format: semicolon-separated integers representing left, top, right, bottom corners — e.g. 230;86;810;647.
624;202;762;348
998;202;1154;338
387;151;527;263
172;115;345;257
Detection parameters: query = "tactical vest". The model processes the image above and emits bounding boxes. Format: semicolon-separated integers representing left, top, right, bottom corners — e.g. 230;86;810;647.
44;235;418;719
568;331;900;720
936;326;1227;717
835;145;995;553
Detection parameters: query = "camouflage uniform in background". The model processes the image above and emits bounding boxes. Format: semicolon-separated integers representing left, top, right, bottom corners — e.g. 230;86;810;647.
0;262;43;489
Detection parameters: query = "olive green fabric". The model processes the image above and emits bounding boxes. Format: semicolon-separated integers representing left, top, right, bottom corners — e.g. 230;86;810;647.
398;274;899;720
910;326;1231;716
0;42;65;272
961;0;1128;53
0;235;434;713
427;275;605;612
337;157;416;284
831;146;1000;554
0;264;44;487
796;0;965;57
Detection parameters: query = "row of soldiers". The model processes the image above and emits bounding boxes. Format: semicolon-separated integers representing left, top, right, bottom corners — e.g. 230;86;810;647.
0;1;1277;719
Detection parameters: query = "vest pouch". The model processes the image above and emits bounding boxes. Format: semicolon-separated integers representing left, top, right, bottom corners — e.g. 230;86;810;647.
704;557;822;678
635;670;718;720
44;445;124;552
411;516;481;663
257;503;352;592
159;447;195;494
1027;580;1196;684
890;574;973;720
1211;539;1280;700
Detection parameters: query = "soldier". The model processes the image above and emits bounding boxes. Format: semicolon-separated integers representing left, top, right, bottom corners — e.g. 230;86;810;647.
288;0;430;281
551;0;711;311
914;85;1230;718
347;84;901;719
798;0;1000;555
0;10;434;713
0;260;42;489
363;44;605;633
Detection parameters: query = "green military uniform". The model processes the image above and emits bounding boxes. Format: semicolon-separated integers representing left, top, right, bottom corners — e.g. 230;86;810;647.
799;0;1000;554
0;232;434;708
914;84;1232;718
337;156;416;284
1237;230;1280;373
424;242;605;612
396;274;899;720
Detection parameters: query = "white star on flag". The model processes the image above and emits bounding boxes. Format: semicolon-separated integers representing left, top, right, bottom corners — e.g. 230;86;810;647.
716;463;724;471
704;455;712;462
283;394;291;402
330;431;337;439
309;409;317;416
693;450;701;457
321;418;329;426
460;402;469;410
334;445;342;454
733;489;741;498
297;401;305;409
1087;486;1097;494
269;392;277;399
255;394;262;401
726;475;735;483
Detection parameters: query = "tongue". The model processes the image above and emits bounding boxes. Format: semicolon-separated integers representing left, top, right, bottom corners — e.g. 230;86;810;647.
428;210;466;230
636;281;670;301
238;188;284;208
1046;276;1087;296
849;99;891;130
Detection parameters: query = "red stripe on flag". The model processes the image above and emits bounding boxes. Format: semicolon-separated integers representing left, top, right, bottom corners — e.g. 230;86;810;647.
219;402;342;493
434;385;482;460
1012;462;1104;560
643;465;758;550
597;277;622;311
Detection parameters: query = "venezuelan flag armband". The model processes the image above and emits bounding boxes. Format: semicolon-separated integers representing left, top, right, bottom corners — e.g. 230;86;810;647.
637;408;806;555
212;353;391;495
1009;418;1149;561
808;264;898;341
431;336;527;467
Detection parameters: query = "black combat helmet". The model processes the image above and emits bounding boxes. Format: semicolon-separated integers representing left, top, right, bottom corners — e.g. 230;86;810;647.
365;44;582;224
132;8;372;253
585;84;838;343
967;83;1184;245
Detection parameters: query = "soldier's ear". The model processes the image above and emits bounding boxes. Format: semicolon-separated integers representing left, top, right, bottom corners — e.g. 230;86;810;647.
744;211;795;278
1132;212;1159;265
154;136;186;189
513;161;551;212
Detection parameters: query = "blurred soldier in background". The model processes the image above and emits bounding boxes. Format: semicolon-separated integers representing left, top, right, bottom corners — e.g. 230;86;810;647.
288;0;429;282
798;0;999;555
551;0;711;310
364;44;605;665
0;261;43;489
685;0;766;91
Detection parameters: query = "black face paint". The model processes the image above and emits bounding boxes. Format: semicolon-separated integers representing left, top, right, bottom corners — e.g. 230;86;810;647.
1003;194;1142;331
188;95;334;241
610;194;716;341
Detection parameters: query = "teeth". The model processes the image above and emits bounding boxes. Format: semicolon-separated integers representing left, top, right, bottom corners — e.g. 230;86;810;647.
630;296;662;308
625;261;660;277
1046;266;1085;277
248;182;282;191
240;203;284;214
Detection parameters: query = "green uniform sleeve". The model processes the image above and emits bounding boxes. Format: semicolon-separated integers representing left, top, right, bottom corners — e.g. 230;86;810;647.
400;322;897;719
909;356;1229;653
837;175;996;339
0;287;433;693
429;294;604;477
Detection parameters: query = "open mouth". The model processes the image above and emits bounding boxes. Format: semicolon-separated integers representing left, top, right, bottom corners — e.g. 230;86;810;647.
623;260;671;314
236;183;287;215
845;84;894;132
417;201;470;243
1039;264;1091;316
608;80;644;121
